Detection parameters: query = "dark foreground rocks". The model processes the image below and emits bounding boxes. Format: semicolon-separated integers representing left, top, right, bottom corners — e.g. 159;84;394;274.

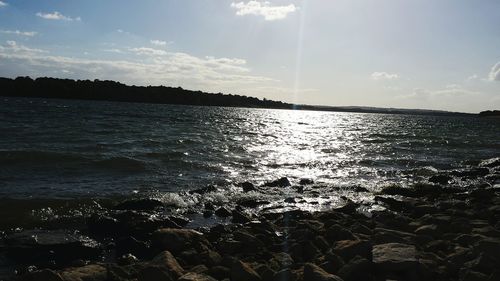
6;163;500;281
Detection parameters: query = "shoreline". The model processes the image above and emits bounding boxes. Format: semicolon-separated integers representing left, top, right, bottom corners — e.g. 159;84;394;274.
0;159;499;280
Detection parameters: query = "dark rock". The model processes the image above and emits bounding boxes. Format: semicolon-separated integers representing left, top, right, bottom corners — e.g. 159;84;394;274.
203;210;213;218
113;198;163;211
215;207;232;217
21;269;63;281
204;202;215;210
372;228;415;244
241;182;256;192
87;214;120;236
263;177;291;187
480;158;500;168
326;225;355;242
178;272;217;281
232;210;252;224
238;198;270;208
59;264;107;281
152;250;185;279
273;268;295;281
337;256;373;281
190;265;209;274
429;175;452;185
117;253;139;265
284;197;296;203
303;263;344;281
116;236;151;259
5;230;101;265
152;228;211;254
207;266;230;280
333;240;372;261
254;264;276;281
372;243;418;273
459;270;490;281
300;178;314;185
334;200;358;214
138;266;173;281
189;185;217;195
231;260;262;281
414;224;441;238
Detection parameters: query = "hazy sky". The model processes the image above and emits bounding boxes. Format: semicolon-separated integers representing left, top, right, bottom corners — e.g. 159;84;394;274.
0;0;499;113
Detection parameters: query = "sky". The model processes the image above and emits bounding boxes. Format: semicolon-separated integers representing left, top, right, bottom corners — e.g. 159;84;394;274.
0;0;499;113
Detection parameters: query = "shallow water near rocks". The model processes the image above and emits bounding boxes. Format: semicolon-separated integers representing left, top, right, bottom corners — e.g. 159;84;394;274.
0;97;499;227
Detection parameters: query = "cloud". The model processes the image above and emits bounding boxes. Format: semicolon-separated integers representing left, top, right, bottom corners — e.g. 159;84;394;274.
0;41;275;91
371;72;399;80
0;30;38;37
0;1;7;7
150;40;167;47
489;62;500;81
231;1;297;21
36;11;81;21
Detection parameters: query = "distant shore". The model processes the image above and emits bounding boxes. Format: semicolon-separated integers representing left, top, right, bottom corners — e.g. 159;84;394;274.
0;76;477;117
2;158;499;280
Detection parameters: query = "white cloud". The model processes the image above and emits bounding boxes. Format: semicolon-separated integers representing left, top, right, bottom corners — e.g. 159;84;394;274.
466;74;479;81
150;40;167;47
0;30;38;37
231;1;297;21
0;41;275;91
0;1;7;7
371;72;399;80
489;62;500;81
36;11;81;21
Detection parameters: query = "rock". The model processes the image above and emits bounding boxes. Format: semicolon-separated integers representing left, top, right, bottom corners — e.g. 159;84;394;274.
334;200;358;214
21;269;63;281
178;272;217;281
138;266;173;281
207;266;230;280
113;198;163;211
299;178;314;185
263;177;291;187
429;175;452;185
237;199;270;208
337;256;373;281
87;214;120;236
215;207;232;217
116;236;151;259
153;228;211;254
303;263;344;281
479;157;500;168
273;268;294;281
117;253;139;265
326;224;356;242
152;250;185;279
333;240;372;261
241;182;256;192
5;230;101;265
203;210;213;218
372;228;415;244
200;249;223;266
231;260;262;281
372;243;418;272
415;224;441;237
459;270;490;281
189;185;217;195
60;264;107;281
232;210;252;224
269;252;294;270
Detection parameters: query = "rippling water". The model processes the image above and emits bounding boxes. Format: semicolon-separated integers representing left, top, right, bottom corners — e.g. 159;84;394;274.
0;97;499;216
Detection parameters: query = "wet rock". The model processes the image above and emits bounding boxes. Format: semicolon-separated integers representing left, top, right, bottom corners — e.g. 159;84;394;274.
230;260;262;281
415;224;441;238
238;199;270;208
372;243;418;273
429;175;452;185
117;253;139;265
178;272;217;281
116;236;151;259
203;210;213;218
207;266;230;280
299;178;314;185
5;230;100;265
153;228;211;254
303;263;344;281
200;249;223;266
60;264;107;281
284;197;296;203
334;200;359;214
263;177;291;187
333;240;372;261
452;168;490;179
113;198;163;211
215;207;232;217
326;224;355;242
480;157;500;168
138;266;173;281
189;185;217;195
232;210;252;224
372;228;415;244
152;250;185;279
241;182;256;192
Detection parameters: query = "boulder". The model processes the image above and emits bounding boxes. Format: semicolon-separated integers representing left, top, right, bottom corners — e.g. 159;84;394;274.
232;210;252;224
153;228;211;254
178;272;217;281
189;185;217;195
241;182;256;192
429;175;452;185
372;243;418;272
152;250;185;279
337;256;373;281
60;264;107;281
137;266;173;281
303;263;344;281
21;269;63;281
263;177;291;187
333;240;372;261
215;207;232;217
230;260;262;281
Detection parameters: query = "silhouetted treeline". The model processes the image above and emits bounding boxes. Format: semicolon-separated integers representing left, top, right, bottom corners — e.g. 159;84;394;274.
479;110;500;117
0;76;475;116
0;76;293;109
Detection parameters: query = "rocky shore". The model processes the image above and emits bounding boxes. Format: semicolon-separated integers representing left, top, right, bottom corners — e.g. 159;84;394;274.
1;158;500;281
